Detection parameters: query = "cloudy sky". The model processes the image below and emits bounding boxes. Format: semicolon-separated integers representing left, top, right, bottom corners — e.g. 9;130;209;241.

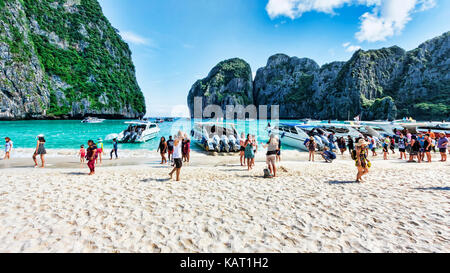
98;0;450;117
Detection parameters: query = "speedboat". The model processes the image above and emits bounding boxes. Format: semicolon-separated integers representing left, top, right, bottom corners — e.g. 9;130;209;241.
106;121;160;143
191;122;241;153
81;117;105;124
267;123;328;151
154;118;164;124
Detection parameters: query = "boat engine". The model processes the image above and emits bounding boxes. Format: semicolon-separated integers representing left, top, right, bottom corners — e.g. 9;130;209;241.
228;135;239;152
212;135;221;152
220;135;230;153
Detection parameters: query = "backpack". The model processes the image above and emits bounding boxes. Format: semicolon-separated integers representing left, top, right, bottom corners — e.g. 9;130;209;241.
263;169;273;179
351;149;357;160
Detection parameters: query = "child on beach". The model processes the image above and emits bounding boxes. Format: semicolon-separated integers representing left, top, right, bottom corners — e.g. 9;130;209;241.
251;135;257;167
157;137;168;164
4;137;12;160
86;140;98;175
32;134;47;168
79;145;86;164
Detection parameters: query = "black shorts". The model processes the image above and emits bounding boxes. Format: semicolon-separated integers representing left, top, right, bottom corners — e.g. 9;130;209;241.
439;148;447;153
174;158;182;168
399;148;406;153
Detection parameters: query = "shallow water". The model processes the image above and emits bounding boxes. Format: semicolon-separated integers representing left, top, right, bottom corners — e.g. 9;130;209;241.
0;119;293;151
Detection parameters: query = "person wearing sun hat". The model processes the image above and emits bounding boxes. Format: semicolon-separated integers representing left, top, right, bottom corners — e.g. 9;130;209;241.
355;138;371;183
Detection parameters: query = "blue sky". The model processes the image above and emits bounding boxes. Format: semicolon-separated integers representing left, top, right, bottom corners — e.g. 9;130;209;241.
98;0;450;117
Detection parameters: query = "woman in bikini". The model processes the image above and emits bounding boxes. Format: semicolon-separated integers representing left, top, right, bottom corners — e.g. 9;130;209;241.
355;139;371;183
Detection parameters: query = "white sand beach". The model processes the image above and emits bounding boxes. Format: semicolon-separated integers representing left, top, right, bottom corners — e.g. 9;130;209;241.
0;150;449;253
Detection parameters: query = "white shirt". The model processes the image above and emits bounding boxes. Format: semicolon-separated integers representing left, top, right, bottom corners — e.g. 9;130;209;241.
173;140;182;159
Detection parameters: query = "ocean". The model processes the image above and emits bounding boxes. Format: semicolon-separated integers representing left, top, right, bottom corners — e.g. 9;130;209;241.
0;119;289;151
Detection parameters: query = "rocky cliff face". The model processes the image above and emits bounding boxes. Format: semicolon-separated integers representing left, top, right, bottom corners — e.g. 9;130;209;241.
0;0;146;120
189;32;449;121
187;58;253;117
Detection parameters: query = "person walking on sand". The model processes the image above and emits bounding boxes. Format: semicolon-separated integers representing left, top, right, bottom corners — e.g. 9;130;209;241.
239;133;246;166
79;145;86;165
437;133;448;162
182;137;191;163
382;137;390;160
4;137;12;160
355;139;371;183
251;135;258;167
398;133;408;160
157;137;168;164
347;136;354;156
96;138;104;165
32;135;47;168
306;136;317;162
169;132;184;181
167;136;174;164
276;138;282;163
110;138;118;160
262;134;279;178
408;135;421;163
86;140;98;175
244;134;255;170
338;137;346;155
424;134;432;163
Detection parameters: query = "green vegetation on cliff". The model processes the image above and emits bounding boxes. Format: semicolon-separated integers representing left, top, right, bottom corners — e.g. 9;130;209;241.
0;0;145;119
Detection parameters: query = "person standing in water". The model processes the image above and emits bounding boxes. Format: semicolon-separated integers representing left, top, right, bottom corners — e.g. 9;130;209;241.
355;139;371;183
110;138;118;160
86;140;98;175
4;137;12;160
169;132;184;181
157;137;168;164
32;134;46;168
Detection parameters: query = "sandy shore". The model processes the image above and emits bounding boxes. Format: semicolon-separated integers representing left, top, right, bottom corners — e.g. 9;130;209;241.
0;150;449;253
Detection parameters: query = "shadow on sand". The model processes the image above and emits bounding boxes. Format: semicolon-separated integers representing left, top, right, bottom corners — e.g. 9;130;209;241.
328;180;358;185
65;172;87;176
141;178;172;183
415;187;450;191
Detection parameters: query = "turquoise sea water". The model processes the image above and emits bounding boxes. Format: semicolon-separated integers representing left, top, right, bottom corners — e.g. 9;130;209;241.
0;119;287;151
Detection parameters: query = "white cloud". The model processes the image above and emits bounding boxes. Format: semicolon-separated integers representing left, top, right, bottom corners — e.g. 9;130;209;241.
342;42;362;52
120;31;154;46
266;0;436;42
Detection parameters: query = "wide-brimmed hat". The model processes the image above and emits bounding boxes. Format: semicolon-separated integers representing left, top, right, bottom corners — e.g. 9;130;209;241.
356;139;368;146
97;138;103;142
37;134;45;138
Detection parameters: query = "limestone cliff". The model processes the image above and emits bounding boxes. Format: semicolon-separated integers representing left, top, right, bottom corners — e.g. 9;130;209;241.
0;0;146;120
